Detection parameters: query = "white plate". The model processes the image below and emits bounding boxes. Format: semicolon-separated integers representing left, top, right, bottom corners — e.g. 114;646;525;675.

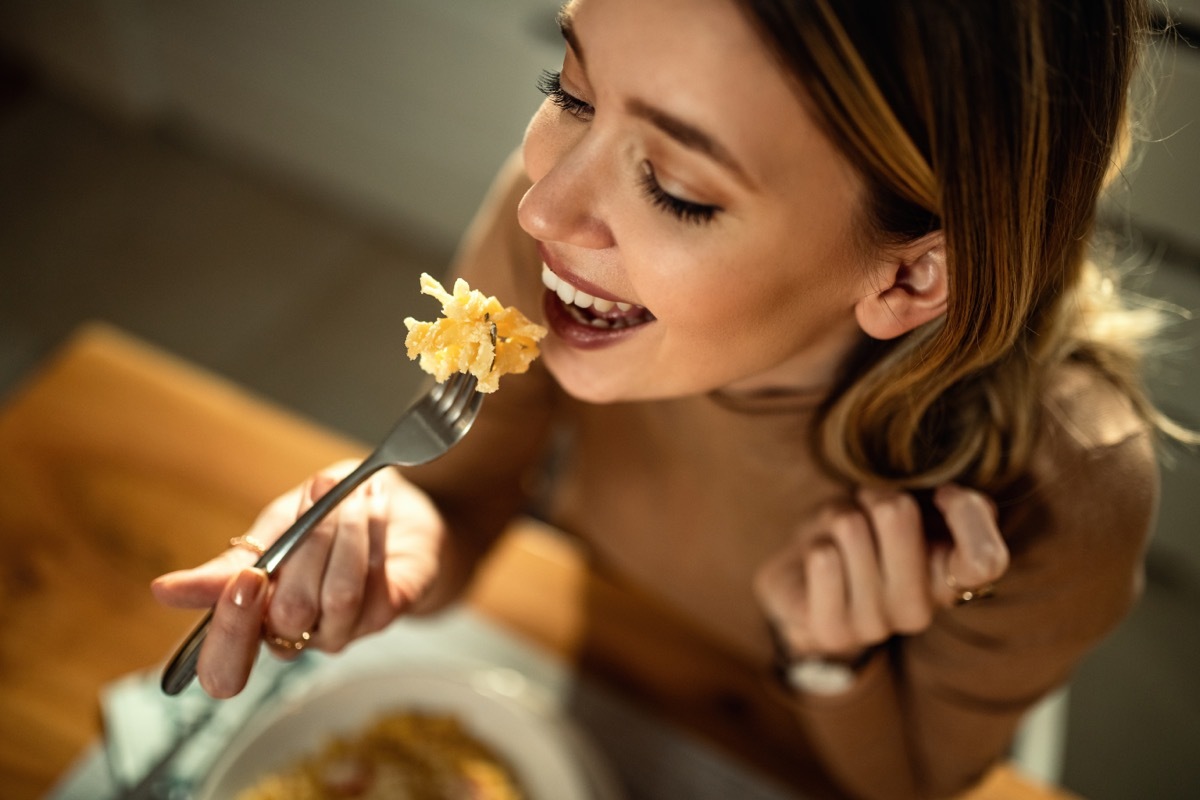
194;666;623;800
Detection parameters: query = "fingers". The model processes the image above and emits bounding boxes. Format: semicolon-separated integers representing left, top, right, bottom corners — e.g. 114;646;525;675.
264;468;403;655
756;508;893;658
353;479;398;637
150;541;265;608
858;489;934;633
758;485;1001;660
313;488;371;652
819;512;886;649
804;543;855;653
932;484;1007;606
755;543;815;655
197;567;267;698
150;468;338;608
159;459;438;695
264;474;338;657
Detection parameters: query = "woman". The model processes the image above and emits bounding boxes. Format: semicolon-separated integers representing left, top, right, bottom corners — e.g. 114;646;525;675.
154;1;1178;797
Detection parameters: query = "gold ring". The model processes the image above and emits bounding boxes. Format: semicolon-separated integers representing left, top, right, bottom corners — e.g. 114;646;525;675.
947;574;995;606
229;534;266;556
266;630;311;651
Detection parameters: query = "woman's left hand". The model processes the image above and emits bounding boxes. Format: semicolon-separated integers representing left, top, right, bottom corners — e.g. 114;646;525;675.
754;484;1009;663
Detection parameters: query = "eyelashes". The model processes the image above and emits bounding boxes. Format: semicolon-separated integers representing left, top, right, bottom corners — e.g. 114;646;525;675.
537;69;594;120
638;162;719;226
536;69;721;227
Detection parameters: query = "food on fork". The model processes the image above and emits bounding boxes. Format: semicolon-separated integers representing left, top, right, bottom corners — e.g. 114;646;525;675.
234;711;527;800
404;273;547;393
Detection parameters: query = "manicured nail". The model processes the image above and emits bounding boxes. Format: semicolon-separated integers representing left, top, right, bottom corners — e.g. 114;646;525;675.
231;568;267;609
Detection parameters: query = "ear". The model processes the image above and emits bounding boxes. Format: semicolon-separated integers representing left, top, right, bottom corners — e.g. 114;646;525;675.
854;232;948;340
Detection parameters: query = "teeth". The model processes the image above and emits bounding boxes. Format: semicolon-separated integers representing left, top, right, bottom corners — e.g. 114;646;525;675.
541;263;634;316
564;303;648;329
556;281;575;304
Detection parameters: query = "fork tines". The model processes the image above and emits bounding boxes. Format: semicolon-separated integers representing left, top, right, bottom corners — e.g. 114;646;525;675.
433;373;480;419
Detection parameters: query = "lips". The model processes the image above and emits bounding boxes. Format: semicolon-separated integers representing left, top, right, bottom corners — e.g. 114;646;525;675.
540;263;656;348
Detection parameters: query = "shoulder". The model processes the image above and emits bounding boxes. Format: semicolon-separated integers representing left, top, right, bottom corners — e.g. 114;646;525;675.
925;362;1161;656
1026;360;1159;518
1039;359;1152;453
996;360;1159;623
1023;358;1158;514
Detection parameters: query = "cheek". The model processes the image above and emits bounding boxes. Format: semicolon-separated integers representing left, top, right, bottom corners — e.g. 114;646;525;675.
646;240;857;352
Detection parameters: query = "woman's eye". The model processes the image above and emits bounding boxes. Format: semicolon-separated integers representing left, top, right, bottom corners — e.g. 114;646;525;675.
537;70;594;120
638;162;720;226
534;72;717;226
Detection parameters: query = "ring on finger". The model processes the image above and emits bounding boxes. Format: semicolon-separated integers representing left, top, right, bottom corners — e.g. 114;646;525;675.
265;629;312;651
229;534;266;557
946;574;995;606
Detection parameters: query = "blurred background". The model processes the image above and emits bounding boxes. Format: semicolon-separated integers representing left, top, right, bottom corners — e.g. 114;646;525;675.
0;1;1196;798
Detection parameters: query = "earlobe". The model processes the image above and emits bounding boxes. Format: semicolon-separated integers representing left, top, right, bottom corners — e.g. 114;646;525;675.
854;234;948;341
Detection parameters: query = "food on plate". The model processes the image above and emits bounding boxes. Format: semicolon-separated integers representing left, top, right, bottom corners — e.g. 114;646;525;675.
234;710;527;800
404;273;547;393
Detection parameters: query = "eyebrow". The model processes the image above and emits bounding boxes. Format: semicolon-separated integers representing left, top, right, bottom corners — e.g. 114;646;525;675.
556;7;750;184
625;99;750;182
557;8;585;67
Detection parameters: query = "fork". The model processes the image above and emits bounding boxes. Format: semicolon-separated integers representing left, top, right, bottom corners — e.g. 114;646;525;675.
160;372;483;696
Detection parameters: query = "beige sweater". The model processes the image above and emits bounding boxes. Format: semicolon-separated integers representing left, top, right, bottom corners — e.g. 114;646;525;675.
407;155;1160;800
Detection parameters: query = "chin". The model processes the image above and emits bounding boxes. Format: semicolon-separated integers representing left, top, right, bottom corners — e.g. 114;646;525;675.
541;348;643;404
545;362;625;404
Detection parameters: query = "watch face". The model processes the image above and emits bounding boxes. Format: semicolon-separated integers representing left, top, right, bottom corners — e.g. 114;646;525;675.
786;658;856;696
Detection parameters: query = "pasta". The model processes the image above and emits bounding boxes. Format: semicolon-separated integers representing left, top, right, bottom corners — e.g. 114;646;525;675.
404;274;546;393
234;711;527;800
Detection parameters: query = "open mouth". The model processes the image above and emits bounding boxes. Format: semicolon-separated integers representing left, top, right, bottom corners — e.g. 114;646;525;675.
541;264;656;330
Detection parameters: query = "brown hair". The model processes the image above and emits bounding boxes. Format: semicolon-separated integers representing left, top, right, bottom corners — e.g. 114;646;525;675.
739;0;1179;489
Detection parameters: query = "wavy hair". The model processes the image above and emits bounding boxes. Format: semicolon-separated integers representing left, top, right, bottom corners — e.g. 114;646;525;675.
738;0;1183;489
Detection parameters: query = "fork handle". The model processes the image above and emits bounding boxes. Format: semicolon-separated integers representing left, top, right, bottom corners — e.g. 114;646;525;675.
160;456;389;695
254;457;385;574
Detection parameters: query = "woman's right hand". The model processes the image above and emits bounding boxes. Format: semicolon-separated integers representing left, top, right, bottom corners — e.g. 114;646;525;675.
151;459;446;698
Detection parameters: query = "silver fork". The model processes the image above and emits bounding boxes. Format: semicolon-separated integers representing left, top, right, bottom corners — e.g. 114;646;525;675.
160;372;483;696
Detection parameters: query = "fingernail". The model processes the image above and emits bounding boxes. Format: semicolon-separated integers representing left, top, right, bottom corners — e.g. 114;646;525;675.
231;568;267;608
151;568;183;585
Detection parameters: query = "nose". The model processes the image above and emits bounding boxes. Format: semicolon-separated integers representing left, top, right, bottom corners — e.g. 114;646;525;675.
518;121;615;251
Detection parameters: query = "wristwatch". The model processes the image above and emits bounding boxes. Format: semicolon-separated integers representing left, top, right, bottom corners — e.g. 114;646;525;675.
782;656;859;696
767;621;878;696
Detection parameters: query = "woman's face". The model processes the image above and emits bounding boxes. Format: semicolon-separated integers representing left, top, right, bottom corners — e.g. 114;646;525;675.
519;0;877;403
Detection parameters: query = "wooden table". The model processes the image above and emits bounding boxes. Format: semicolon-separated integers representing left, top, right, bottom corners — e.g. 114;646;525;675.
0;323;1075;800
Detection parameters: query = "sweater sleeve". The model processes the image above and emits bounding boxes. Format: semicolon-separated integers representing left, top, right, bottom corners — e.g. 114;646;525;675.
787;384;1159;799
